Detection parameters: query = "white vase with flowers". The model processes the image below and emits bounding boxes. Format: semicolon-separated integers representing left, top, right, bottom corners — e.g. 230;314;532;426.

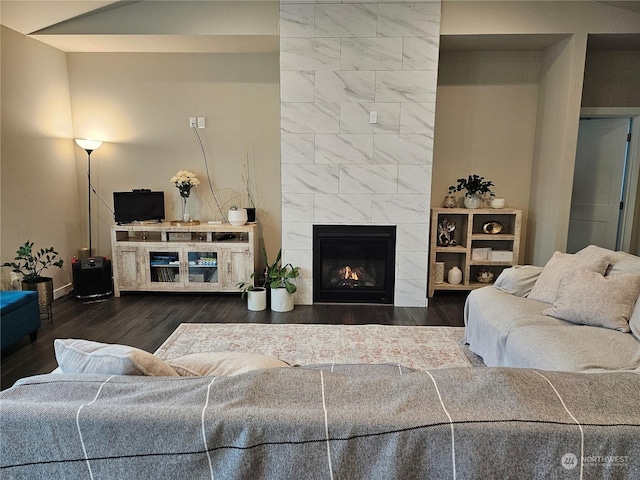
171;170;200;222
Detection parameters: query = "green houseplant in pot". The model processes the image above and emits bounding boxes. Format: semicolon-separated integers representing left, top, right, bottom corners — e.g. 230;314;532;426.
2;241;64;309
450;174;495;209
265;248;299;312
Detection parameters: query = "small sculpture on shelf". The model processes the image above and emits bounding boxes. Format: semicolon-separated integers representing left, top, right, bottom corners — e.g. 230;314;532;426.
437;218;457;246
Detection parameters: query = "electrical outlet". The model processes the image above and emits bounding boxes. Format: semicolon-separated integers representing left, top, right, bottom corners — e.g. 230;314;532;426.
369;111;378;124
197;117;206;129
189;117;197;128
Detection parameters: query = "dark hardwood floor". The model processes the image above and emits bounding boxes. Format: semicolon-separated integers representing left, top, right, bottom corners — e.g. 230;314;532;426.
1;291;468;390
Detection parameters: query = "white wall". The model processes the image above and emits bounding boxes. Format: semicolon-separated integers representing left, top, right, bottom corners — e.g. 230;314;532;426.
0;26;80;293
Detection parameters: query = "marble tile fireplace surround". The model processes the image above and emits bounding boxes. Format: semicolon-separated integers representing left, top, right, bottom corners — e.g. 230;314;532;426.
279;1;441;306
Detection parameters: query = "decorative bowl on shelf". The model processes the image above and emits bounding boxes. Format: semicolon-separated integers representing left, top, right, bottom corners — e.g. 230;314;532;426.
476;268;494;283
482;221;503;234
490;198;506;209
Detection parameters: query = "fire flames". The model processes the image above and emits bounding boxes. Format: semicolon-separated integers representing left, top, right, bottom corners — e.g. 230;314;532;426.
341;266;359;281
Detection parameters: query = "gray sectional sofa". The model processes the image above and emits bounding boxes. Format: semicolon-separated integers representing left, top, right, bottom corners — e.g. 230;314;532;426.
464;245;640;373
3;366;640;478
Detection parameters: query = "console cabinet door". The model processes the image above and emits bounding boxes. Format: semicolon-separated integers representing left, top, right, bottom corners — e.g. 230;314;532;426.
221;247;251;288
114;247;145;289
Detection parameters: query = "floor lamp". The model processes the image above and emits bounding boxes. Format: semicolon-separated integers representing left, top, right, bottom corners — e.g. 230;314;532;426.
75;139;103;257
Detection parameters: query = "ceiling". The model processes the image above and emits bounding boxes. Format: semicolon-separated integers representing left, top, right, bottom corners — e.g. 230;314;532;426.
0;1;121;36
1;0;639;53
0;0;280;53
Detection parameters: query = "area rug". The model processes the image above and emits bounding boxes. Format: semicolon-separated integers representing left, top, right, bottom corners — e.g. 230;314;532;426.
155;324;484;371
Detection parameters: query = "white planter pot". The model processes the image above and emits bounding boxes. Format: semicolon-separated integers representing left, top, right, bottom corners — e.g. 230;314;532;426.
247;288;267;311
228;208;248;226
271;287;294;312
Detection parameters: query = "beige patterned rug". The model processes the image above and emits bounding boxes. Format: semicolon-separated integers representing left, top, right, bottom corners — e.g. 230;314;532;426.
155;324;484;371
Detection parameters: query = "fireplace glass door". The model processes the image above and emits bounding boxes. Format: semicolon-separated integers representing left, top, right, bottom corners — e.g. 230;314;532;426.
313;225;396;304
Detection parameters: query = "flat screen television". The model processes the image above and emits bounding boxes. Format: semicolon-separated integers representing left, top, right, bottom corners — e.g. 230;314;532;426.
113;191;165;224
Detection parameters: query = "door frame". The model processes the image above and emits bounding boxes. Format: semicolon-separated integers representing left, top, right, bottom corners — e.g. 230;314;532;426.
579;107;640;252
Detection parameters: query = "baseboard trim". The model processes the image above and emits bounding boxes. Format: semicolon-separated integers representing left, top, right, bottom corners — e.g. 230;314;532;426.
54;283;73;300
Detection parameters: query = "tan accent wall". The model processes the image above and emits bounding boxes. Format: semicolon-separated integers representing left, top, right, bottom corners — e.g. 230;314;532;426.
66;52;282;264
432;50;541;264
582;50;640;108
0;26;79;292
437;1;640;264
527;34;588;265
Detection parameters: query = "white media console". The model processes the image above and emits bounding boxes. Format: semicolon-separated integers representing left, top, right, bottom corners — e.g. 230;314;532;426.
110;223;258;297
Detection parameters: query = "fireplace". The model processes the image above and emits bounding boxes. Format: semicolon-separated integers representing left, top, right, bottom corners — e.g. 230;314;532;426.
313;225;396;304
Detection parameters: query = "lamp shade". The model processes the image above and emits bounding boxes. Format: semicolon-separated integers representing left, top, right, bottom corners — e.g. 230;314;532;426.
75;139;103;151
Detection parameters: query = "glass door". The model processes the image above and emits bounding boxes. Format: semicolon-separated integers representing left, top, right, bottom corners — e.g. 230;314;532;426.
148;251;180;283
186;250;219;286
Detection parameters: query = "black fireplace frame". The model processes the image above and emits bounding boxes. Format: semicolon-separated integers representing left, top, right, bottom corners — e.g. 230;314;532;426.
313;225;396;304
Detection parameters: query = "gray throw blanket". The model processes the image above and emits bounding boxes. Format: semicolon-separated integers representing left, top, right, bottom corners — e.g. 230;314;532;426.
1;365;639;479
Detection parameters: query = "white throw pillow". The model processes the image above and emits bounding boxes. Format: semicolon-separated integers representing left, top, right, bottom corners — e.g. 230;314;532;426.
54;339;179;376
542;269;640;332
528;251;610;304
577;245;640;275
167;352;290;377
493;265;544;297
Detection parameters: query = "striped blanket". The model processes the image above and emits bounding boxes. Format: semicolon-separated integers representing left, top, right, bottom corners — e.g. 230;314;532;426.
1;366;639;479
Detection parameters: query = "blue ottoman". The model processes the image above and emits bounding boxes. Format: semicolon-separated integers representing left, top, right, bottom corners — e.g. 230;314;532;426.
1;291;41;350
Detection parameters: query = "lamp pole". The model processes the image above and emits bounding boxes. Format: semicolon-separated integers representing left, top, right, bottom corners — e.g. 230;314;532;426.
75;139;103;257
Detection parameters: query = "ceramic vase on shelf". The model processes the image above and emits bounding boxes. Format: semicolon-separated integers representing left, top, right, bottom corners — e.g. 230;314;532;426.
448;266;462;285
434;262;445;284
442;195;457;208
463;194;481;209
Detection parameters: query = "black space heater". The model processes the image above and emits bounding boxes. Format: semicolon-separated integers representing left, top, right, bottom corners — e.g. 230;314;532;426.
72;256;113;300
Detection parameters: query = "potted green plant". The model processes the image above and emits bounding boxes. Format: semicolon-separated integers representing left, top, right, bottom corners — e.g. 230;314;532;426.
2;241;64;307
236;272;267;312
450;174;495;209
265;248;299;312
